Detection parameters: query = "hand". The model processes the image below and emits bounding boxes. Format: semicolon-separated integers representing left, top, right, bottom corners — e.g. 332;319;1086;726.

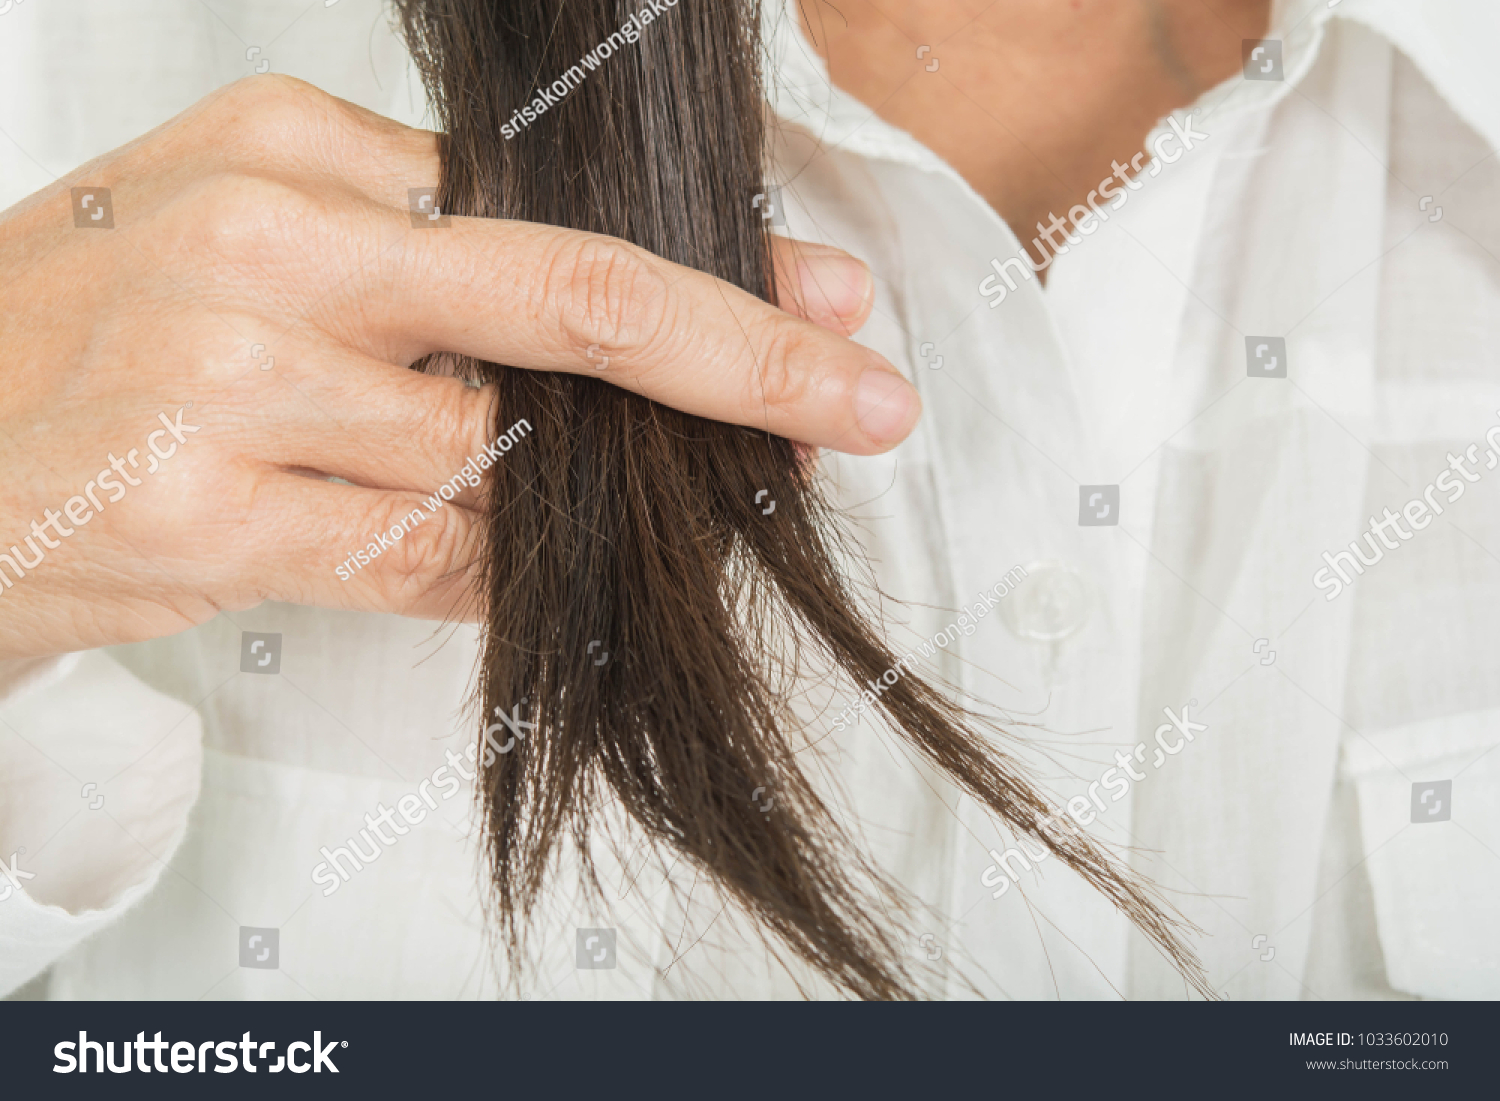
0;77;918;660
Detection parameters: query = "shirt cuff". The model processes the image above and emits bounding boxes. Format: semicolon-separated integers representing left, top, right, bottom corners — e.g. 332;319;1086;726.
0;653;83;707
0;649;202;995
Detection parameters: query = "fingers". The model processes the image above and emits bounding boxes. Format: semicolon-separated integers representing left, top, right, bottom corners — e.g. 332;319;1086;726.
250;475;485;621
200;76;445;211
293;89;875;339
204;80;914;453
357;151;873;336
768;235;875;335
258;346;497;510
362;220;920;455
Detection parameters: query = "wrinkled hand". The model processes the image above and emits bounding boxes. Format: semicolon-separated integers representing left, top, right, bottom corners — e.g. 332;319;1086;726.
0;76;918;661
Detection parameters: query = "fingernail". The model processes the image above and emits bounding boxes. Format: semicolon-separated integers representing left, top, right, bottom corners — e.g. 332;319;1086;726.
797;254;874;320
854;366;921;446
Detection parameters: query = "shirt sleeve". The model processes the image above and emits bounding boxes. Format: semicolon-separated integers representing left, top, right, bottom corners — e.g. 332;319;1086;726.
0;649;203;996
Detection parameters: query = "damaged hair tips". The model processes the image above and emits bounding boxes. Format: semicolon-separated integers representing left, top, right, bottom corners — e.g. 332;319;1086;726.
393;0;1211;1000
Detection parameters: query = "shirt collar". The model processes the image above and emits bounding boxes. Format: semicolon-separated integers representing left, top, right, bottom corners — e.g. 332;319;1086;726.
1338;0;1500;153
762;0;1499;176
762;0;951;176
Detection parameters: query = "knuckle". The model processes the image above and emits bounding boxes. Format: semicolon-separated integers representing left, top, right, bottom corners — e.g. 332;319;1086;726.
205;75;337;158
388;377;495;474
434;381;495;465
742;322;814;413
373;495;474;610
544;233;671;359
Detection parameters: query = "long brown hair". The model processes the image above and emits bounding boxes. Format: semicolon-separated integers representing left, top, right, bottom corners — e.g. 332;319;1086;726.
394;0;1210;1000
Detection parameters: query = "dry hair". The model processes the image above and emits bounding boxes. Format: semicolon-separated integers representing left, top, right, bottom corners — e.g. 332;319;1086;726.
394;0;1211;999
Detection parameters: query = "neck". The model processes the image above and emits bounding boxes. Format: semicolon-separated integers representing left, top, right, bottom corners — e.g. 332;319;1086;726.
799;0;1272;271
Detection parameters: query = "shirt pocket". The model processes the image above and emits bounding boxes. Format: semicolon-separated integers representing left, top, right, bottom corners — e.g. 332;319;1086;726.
1340;709;1500;998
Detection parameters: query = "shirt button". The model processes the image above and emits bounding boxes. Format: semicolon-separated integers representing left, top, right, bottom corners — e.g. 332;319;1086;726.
997;561;1092;644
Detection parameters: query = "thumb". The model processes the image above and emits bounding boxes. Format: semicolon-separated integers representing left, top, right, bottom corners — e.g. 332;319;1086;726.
770;236;876;336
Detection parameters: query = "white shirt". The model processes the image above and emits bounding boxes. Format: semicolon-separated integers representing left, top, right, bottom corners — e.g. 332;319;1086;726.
2;0;1498;1000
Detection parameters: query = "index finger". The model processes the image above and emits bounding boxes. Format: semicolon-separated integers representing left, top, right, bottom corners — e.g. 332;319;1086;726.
360;218;921;455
